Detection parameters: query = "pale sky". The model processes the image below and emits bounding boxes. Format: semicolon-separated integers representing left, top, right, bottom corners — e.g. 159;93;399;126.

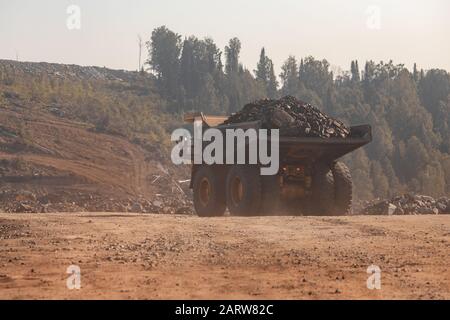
1;0;449;75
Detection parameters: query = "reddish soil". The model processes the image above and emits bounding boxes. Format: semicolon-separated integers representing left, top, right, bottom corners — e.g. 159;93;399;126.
0;213;448;299
0;109;158;197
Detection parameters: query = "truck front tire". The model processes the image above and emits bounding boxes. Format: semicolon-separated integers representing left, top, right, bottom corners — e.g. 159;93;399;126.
193;165;226;217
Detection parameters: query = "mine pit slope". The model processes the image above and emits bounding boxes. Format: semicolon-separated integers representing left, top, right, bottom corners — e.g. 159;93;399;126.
0;109;176;213
0;110;153;195
0;59;191;213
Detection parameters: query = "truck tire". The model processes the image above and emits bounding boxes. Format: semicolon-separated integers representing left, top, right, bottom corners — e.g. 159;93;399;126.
193;165;226;217
332;161;352;215
309;164;335;215
226;165;262;216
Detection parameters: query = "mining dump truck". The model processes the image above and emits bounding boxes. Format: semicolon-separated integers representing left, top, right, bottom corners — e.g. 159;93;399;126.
183;113;372;216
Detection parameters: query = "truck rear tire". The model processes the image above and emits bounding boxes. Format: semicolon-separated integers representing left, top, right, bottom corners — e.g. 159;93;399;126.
226;165;262;216
193;165;226;217
309;164;335;215
332;161;352;215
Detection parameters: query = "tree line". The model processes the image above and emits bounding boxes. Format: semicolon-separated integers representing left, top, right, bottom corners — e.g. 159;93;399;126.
146;26;450;200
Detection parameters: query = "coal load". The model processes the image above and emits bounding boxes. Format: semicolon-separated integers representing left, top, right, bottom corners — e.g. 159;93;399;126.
223;96;350;138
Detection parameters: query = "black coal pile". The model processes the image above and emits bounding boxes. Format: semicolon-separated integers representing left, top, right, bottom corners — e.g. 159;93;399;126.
223;96;350;138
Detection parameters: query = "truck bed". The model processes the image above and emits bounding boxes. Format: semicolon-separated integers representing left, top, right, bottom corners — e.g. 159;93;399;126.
277;125;372;163
214;120;372;164
184;113;372;164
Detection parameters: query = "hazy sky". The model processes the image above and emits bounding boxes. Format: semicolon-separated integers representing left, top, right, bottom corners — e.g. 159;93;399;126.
1;0;449;75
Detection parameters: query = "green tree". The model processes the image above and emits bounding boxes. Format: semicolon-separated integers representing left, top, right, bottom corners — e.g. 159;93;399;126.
146;26;182;99
298;56;333;106
371;160;389;198
267;60;278;98
350;60;360;82
179;37;195;98
419;69;450;116
413;63;419;82
225;38;241;75
280;56;299;96
348;149;374;200
255;47;269;84
255;47;278;98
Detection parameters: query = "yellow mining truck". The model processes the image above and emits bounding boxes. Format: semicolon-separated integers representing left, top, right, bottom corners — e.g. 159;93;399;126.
183;113;371;216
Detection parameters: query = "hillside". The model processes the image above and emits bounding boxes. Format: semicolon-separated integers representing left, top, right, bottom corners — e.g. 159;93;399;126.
0;60;191;213
1;56;450;213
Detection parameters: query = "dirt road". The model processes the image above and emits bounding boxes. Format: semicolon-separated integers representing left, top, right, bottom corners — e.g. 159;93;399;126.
0;213;448;299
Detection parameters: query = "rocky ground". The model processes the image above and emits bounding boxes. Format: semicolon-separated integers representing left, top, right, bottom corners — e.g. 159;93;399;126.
0;213;448;299
358;194;450;215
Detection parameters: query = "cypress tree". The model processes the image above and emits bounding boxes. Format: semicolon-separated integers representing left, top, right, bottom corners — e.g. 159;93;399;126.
267;59;278;98
413;63;419;82
255;47;268;84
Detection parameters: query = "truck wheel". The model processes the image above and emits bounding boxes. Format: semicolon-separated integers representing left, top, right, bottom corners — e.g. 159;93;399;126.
226;165;262;216
332;161;352;215
193;165;226;217
309;164;335;215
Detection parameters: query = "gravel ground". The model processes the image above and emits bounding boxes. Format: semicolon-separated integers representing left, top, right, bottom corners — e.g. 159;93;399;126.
0;213;448;299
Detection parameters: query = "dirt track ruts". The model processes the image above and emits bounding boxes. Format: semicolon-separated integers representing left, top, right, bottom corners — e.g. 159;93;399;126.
0;213;448;299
